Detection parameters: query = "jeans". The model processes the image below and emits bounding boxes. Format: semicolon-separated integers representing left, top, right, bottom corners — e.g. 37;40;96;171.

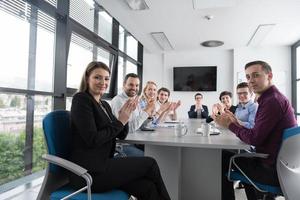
115;144;144;157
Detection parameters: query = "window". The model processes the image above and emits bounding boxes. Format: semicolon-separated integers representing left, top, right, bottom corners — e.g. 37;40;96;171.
70;0;94;32
32;95;52;172
119;25;125;52
117;56;138;94
118;26;138;60
0;94;27;185
67;33;115;91
67;33;93;89
0;6;30;89
127;35;138;60
0;0;55;191
35;11;55;92
0;0;143;193
292;43;300;125
98;11;112;43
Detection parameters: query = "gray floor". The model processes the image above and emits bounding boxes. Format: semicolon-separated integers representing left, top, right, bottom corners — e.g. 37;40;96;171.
0;178;285;200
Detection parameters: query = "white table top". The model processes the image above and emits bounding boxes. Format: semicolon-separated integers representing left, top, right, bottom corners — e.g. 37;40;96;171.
121;119;249;150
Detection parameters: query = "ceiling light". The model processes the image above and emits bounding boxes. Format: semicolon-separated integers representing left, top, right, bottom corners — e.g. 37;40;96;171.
201;40;224;47
125;0;149;10
151;32;174;51
247;24;276;46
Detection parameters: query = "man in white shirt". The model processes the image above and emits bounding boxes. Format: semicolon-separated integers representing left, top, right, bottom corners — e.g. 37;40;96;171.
111;73;154;156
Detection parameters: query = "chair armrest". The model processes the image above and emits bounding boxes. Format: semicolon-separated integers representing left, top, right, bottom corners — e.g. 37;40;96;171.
227;152;269;193
42;154;93;200
42;154;87;176
231;152;269;159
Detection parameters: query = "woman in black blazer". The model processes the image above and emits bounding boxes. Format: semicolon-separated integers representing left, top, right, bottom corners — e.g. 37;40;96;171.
69;61;170;200
188;93;209;119
206;91;237;123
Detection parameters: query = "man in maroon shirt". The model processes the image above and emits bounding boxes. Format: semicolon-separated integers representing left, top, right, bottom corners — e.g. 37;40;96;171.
215;61;297;200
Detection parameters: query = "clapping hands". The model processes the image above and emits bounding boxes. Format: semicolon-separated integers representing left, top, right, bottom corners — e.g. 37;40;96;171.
214;110;239;128
118;96;139;125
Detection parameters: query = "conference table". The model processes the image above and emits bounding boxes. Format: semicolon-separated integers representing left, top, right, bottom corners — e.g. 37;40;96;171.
121;119;249;200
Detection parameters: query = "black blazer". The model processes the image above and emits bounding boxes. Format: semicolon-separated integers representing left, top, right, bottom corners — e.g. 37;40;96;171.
70;91;128;173
188;105;209;119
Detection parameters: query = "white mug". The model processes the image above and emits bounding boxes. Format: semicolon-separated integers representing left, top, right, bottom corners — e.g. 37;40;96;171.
202;123;211;137
174;123;188;137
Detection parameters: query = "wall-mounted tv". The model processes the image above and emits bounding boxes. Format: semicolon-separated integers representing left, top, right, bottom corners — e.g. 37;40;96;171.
173;66;217;91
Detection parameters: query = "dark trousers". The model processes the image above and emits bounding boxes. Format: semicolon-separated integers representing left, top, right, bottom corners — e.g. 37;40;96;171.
222;150;280;200
70;156;170;200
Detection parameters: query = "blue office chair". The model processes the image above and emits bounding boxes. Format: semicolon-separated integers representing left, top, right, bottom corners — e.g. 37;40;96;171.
37;110;129;200
277;126;300;200
227;153;282;198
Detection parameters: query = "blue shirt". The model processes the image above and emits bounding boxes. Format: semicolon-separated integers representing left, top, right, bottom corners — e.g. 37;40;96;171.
235;100;258;129
139;99;158;127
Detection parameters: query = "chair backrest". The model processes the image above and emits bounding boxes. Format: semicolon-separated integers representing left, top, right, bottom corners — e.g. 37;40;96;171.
277;126;300;200
43;110;71;173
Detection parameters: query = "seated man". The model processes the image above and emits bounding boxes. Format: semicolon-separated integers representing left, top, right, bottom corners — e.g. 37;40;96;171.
111;73;154;156
215;61;297;200
235;82;258;129
188;93;209;119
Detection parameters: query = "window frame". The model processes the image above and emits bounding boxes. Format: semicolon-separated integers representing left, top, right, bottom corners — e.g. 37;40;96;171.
292;40;300;120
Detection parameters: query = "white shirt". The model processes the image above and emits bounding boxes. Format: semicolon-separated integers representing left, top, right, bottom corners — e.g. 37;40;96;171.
111;92;149;133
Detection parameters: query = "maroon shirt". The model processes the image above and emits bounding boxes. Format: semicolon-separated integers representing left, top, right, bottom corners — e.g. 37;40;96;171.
229;85;297;166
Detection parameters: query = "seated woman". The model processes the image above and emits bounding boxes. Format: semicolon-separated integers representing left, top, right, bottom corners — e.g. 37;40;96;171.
69;61;170;200
206;91;237;123
188;93;209;119
156;87;181;122
140;82;172;127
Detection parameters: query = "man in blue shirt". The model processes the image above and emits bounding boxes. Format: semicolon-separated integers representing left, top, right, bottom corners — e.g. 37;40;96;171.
235;82;258;129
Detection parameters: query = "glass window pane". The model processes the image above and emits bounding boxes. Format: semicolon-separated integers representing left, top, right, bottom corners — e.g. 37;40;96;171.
98;11;112;43
119;26;125;52
297;81;300;113
97;47;113;91
32;95;52;173
297;46;300;79
117;56;125;94
70;0;95;32
297;115;300;125
0;8;29;89
66;97;72;111
126;35;138;60
97;47;110;66
67;33;93;89
35;11;55;92
0;94;27;185
126;60;137;74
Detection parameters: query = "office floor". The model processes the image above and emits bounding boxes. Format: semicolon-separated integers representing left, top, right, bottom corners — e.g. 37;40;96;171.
1;183;285;200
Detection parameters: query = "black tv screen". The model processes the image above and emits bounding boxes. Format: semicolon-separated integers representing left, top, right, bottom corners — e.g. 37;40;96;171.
173;66;217;91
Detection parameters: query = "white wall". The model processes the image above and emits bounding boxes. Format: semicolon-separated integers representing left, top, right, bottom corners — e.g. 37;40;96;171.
143;46;291;120
144;49;233;119
233;46;291;101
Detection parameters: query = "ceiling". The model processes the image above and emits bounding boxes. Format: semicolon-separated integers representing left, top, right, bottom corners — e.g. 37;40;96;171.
99;0;300;53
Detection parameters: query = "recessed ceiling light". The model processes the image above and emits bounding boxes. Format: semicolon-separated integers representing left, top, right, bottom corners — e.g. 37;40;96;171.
201;40;224;47
247;24;276;46
125;0;149;10
151;32;174;51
